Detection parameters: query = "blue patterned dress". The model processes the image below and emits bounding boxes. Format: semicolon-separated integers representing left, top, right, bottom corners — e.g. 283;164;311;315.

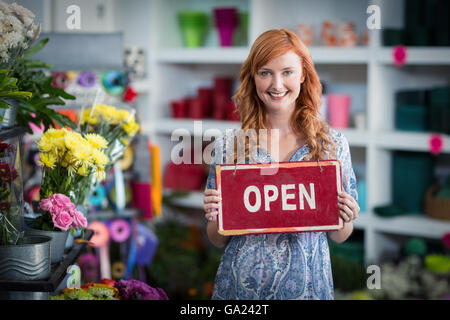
205;128;358;300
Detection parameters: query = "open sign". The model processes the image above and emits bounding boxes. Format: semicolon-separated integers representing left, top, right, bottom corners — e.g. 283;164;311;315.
216;160;343;236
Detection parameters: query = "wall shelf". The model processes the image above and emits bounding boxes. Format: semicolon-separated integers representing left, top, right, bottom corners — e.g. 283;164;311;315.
139;0;450;265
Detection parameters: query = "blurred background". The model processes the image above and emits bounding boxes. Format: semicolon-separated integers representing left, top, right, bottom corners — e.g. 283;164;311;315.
3;0;450;300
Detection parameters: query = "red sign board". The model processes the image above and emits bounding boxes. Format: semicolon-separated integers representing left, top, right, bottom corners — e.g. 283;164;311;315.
216;160;343;236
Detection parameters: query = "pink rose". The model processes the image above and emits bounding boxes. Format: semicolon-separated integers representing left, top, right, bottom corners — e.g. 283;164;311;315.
52;193;76;211
71;209;87;229
52;211;73;232
39;198;53;212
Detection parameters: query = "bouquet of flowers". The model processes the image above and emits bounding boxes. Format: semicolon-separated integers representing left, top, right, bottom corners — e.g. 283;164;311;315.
0;1;40;70
33;193;87;235
80;103;139;171
0;142;22;245
37;128;109;205
50;279;168;300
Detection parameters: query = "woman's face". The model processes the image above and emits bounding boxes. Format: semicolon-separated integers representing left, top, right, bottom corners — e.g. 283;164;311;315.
254;50;304;114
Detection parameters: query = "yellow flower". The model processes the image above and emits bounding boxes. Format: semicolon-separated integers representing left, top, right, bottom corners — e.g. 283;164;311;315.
38;152;57;169
38;129;68;156
37;135;52;153
70;143;93;164
81;108;99;125
123;120;139;137
92;148;109;167
85;133;108;149
64;130;84;150
117;109;131;123
95;169;106;181
77;163;90;176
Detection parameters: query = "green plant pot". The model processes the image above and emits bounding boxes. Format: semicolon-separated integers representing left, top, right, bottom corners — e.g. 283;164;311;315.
180;26;207;48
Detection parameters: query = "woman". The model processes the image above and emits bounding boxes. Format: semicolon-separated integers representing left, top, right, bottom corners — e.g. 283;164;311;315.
203;29;360;300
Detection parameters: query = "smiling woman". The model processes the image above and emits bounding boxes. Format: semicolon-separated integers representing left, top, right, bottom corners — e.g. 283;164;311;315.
254;51;303;115
203;29;360;300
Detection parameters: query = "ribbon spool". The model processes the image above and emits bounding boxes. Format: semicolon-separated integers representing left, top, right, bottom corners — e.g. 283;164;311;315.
135;223;159;266
77;71;97;88
111;261;126;279
120;146;134;171
107;183;132;209
87;221;110;248
52;72;71;89
101;71;127;95
78;253;100;283
89;184;107;207
109;219;131;243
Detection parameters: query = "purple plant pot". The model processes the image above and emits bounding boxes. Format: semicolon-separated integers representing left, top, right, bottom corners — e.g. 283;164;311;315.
217;26;237;47
213;8;238;28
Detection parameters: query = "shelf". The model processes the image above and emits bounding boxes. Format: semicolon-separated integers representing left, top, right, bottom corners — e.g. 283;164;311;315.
376;47;450;65
166;190;204;210
156;47;249;64
155;47;370;65
131;78;152;93
0;126;28;141
309;47;370;64
153;118;369;147
375;131;450;153
86;208;142;220
0;229;93;292
371;215;450;239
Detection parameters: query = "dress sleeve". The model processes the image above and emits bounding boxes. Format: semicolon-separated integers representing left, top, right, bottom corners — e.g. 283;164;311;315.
336;133;358;202
205;135;225;190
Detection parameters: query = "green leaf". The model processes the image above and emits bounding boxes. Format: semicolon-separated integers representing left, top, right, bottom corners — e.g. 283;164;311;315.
23;38;49;59
24;60;53;70
0;91;32;100
0;100;9;109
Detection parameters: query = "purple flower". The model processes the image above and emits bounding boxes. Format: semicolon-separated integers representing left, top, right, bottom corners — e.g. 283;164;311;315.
114;279;168;300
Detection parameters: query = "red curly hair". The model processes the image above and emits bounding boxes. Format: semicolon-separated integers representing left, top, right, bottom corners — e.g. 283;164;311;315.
233;29;335;161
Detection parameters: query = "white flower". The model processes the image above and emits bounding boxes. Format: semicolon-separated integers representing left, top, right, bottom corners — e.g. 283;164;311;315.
0;1;38;64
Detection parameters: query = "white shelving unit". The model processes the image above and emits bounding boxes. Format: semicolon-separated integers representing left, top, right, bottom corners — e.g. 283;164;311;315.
131;0;450;265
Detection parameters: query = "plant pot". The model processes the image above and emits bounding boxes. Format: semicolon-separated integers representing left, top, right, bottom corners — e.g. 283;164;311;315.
178;11;208;48
0;235;51;280
0;99;18;129
25;228;69;264
327;94;351;128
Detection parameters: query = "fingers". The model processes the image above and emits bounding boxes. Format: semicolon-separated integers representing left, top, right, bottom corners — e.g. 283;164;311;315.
204;189;221;221
338;191;360;222
204;189;220;197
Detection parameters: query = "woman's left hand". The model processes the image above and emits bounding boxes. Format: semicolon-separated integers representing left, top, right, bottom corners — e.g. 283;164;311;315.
338;191;360;222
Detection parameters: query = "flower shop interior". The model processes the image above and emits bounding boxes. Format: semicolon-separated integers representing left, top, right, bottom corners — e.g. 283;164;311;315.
0;0;449;301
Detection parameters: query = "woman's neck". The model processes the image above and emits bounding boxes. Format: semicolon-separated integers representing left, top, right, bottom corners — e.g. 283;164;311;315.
266;111;294;137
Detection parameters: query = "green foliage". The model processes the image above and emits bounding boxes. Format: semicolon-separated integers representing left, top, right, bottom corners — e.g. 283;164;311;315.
10;39;77;133
0;70;32;120
146;220;222;299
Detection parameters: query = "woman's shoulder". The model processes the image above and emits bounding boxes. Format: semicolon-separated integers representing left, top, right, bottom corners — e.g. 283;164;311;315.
326;126;349;148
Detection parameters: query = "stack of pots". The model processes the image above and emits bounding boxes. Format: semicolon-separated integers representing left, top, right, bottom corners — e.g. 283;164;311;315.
213;8;238;47
178;11;208;48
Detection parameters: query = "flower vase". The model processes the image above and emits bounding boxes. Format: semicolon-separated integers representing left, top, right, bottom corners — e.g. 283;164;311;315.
0;235;51;300
25;228;69;264
0;235;51;280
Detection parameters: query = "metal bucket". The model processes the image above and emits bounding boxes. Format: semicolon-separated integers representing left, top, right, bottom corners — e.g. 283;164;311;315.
0;290;49;300
25;229;69;264
0;235;51;280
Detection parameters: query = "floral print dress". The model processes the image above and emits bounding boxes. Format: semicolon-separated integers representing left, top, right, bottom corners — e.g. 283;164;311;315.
205;128;358;300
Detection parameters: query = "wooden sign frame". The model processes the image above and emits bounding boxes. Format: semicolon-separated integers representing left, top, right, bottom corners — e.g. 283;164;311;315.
215;160;344;236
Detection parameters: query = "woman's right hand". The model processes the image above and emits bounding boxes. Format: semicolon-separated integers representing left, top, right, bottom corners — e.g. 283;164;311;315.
203;189;221;221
